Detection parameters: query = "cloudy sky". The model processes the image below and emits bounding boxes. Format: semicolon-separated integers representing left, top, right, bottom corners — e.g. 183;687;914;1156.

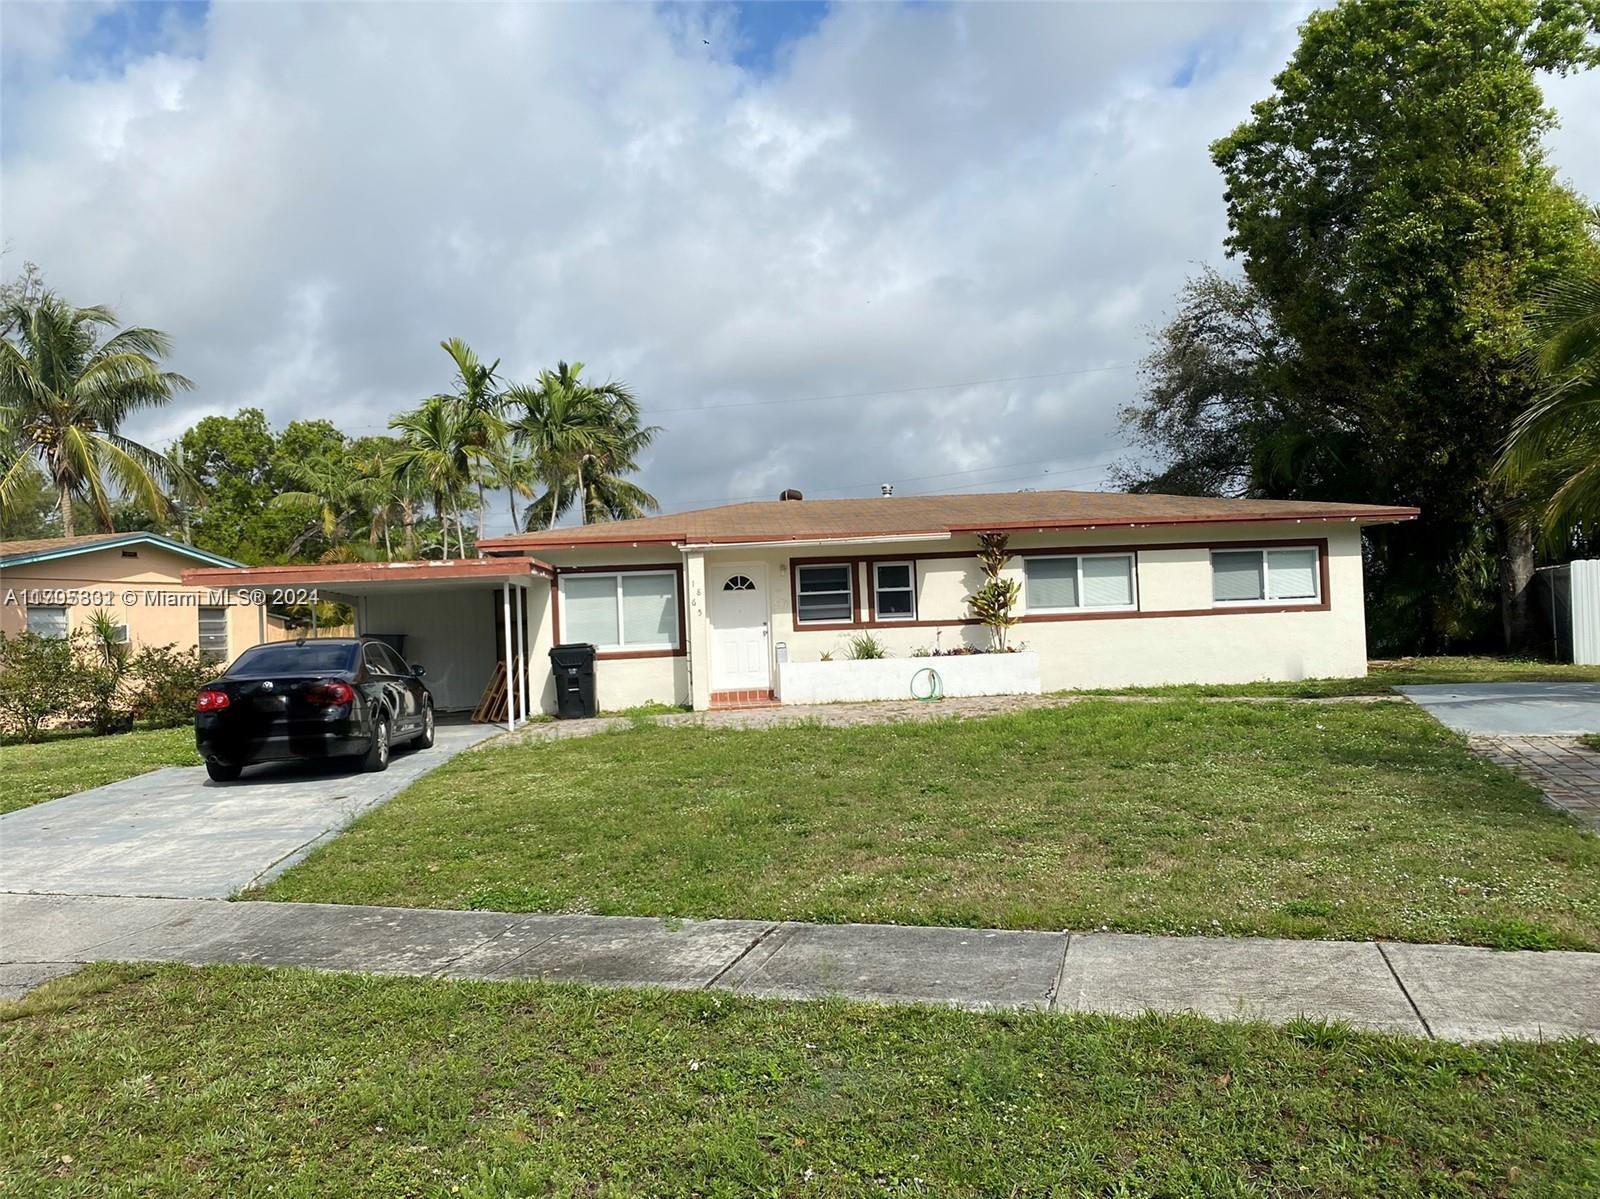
4;1;1599;537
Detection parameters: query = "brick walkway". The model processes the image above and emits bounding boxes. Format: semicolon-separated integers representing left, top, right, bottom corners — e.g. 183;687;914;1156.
1472;736;1600;833
507;690;1399;744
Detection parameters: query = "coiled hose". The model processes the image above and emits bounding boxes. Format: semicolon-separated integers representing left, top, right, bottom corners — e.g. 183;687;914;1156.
910;666;944;702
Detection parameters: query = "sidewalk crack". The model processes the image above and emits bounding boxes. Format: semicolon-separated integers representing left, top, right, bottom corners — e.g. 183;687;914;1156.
1045;932;1072;1011
704;923;783;990
1376;941;1434;1040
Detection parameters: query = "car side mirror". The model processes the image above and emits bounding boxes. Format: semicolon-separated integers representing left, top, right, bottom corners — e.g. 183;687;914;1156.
410;664;427;678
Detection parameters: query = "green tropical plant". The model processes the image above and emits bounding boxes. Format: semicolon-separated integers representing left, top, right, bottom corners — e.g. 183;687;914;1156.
1499;253;1600;540
79;613;134;734
388;397;477;557
270;452;364;555
428;338;504;535
0;290;193;536
844;631;887;660
965;533;1021;651
506;361;659;529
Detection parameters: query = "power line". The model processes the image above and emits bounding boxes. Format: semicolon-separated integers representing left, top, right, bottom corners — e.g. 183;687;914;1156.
331;361;1138;434
651;363;1136;416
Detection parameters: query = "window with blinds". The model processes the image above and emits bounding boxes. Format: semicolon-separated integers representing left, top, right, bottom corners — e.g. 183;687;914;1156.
558;571;680;650
198;607;229;662
795;564;854;624
25;606;68;639
1023;554;1136;613
1211;546;1320;605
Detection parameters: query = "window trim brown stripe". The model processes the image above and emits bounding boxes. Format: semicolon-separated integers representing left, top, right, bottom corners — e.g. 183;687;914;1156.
779;537;1331;630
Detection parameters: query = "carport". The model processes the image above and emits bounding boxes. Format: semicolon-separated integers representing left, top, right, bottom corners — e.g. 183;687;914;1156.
182;558;554;729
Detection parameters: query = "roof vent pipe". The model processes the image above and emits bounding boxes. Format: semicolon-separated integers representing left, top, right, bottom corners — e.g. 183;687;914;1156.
881;484;894;497
779;488;803;501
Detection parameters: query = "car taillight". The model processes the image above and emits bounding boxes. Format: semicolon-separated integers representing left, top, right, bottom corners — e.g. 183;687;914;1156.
306;681;355;705
196;689;231;712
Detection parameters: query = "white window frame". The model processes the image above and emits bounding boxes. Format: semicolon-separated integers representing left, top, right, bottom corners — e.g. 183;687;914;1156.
557;569;681;652
794;562;856;626
1022;552;1139;615
872;560;917;622
1209;545;1322;608
198;606;230;663
25;605;69;639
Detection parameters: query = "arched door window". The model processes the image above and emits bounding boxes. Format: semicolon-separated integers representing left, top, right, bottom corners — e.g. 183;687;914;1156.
723;575;756;591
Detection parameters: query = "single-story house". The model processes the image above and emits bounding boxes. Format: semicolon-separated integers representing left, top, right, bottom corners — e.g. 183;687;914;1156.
0;532;288;663
182;489;1418;723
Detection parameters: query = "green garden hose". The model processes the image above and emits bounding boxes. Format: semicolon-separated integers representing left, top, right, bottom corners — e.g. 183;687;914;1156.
910;667;944;702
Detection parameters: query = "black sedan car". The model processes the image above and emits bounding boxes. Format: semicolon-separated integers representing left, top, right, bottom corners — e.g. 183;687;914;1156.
195;637;434;782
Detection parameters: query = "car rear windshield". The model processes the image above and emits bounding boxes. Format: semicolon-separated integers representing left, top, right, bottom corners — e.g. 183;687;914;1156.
227;642;360;677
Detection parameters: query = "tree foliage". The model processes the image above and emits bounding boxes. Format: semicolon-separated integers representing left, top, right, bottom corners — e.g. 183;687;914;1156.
0;289;192;537
1121;0;1600;652
1498;215;1600;539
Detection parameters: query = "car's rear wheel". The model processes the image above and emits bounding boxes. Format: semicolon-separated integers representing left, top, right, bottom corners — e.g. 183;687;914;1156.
414;701;435;750
206;760;243;783
362;713;391;773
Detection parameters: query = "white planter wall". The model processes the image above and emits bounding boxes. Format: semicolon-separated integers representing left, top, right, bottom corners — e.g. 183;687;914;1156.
777;652;1041;705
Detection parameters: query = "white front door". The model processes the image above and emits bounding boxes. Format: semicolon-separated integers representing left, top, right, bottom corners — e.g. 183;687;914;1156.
709;563;771;690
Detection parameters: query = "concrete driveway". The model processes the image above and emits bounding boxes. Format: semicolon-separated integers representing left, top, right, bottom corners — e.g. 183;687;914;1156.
0;721;500;899
1399;682;1600;736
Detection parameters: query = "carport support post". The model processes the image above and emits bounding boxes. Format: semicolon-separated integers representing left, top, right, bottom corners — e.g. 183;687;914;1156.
502;581;517;731
514;582;529;719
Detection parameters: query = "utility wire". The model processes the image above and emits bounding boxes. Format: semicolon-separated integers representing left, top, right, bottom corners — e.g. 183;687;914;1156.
332;362;1137;434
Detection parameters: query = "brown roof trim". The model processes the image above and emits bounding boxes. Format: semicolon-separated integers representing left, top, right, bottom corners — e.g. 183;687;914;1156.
182;558;555;588
945;509;1420;533
477;506;1420;552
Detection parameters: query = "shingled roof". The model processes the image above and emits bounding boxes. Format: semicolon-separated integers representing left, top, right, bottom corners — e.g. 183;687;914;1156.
0;531;242;569
476;489;1419;552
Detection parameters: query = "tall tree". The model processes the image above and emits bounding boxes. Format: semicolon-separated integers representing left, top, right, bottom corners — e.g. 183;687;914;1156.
1125;0;1600;652
0;291;192;537
1498;215;1600;538
388;397;476;557
506;361;659;529
427;338;504;537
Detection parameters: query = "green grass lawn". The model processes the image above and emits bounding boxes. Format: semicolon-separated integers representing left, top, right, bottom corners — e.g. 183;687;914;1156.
1072;655;1600;698
0;725;199;815
3;964;1597;1197
255;700;1600;950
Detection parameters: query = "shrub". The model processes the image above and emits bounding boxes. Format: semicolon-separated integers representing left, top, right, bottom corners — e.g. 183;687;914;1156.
0;631;79;742
845;632;887;660
965;532;1021;651
130;642;214;727
80;612;135;735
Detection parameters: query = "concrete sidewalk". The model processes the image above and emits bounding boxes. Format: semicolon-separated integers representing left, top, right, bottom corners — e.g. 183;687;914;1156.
3;893;1596;1042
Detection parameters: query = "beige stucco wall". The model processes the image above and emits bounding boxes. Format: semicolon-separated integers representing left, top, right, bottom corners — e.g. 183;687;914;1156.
684;522;1369;697
0;543;265;663
520;520;1371;707
532;545;690;713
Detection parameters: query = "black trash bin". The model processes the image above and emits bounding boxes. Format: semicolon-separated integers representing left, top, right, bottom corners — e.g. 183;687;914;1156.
548;643;598;719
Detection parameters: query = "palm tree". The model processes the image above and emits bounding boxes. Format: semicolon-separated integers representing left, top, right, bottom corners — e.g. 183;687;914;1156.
270;452;363;557
429;338;504;536
1499;255;1600;540
506;360;659;529
478;441;536;534
388;397;476;557
0;292;193;536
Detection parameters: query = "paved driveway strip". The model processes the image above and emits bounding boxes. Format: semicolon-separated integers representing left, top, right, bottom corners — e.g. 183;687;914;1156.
1399;682;1600;736
0;722;499;898
4;894;1596;1041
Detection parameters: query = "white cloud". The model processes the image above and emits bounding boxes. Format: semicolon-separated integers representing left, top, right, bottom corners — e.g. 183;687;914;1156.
3;1;1596;538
